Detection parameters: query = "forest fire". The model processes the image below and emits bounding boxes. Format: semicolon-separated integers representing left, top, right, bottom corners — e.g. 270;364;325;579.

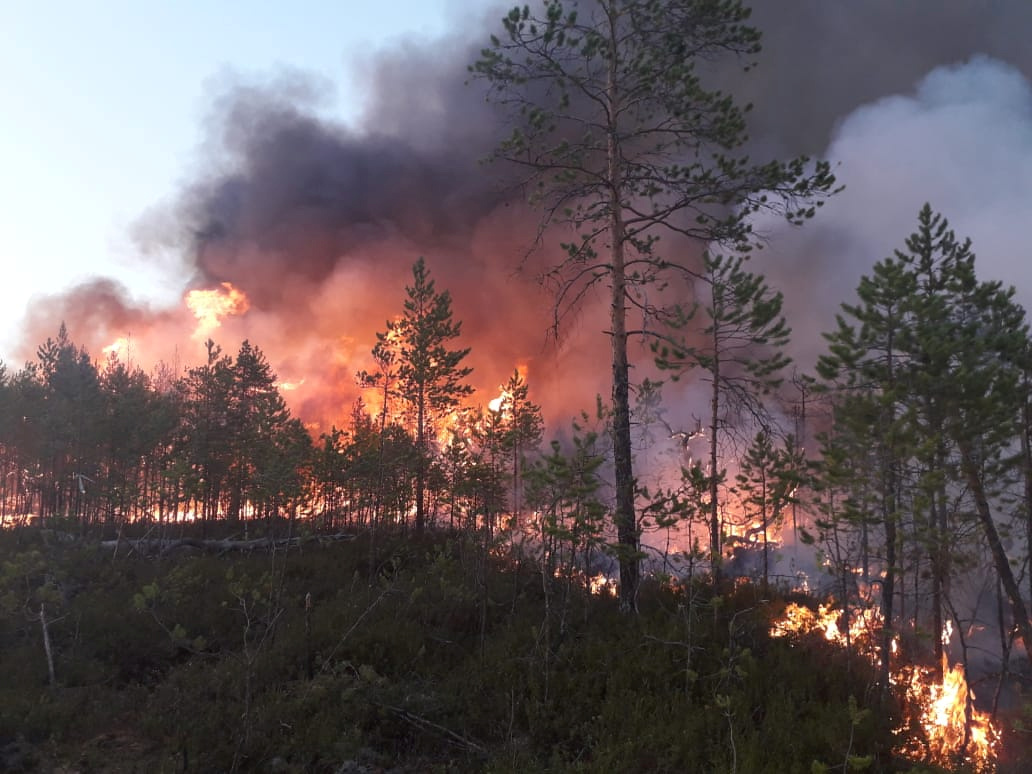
771;604;999;771
101;336;132;361
588;572;618;597
770;601;882;654
185;282;250;340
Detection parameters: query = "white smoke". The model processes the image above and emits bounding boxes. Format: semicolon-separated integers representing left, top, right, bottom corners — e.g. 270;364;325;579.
754;55;1032;370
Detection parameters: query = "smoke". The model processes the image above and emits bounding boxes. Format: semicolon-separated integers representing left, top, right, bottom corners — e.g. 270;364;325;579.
754;55;1032;371
13;1;1032;438
19;279;181;365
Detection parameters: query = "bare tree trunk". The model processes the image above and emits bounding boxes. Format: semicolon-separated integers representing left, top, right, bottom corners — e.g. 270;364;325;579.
960;444;1032;665
709;333;722;584
606;10;637;613
415;391;426;532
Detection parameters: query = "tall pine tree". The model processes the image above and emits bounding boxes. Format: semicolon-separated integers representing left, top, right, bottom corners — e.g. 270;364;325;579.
375;258;473;530
655;252;792;582
473;0;836;611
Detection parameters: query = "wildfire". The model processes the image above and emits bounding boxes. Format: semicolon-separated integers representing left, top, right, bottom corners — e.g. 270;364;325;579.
895;623;999;773
102;336;132;362
488;392;507;414
770;601;881;654
487;364;529;415
185;282;250;340
589;572;619;597
770;603;999;771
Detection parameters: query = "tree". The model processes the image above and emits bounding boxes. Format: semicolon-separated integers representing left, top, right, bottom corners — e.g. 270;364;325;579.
225;341;307;522
176;340;308;526
734;429;802;593
491;369;545;522
34;324;104;525
473;0;836;610
374;258;474;530
98;356;177;524
178;340;235;528
818;204;1032;675
654;252;792;582
817;250;914;689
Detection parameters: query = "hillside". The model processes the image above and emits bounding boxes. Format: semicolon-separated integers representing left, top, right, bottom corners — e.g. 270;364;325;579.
3;522;1023;773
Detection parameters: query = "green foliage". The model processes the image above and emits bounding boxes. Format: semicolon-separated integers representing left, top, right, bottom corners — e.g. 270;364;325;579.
0;526;941;771
524;410;610;570
815;203;1032;667
367;257;475;531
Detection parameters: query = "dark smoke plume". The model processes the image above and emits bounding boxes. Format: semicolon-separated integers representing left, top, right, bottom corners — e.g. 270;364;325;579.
16;1;1032;434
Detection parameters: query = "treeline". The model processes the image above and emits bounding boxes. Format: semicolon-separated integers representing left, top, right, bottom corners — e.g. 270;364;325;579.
0;329;310;529
0;258;544;541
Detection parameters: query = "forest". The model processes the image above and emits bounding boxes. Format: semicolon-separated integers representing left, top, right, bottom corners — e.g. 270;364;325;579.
4;1;1032;772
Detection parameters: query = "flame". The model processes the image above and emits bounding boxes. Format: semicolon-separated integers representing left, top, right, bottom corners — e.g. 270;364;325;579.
589;572;618;597
487;364;528;415
896;625;999;772
185;282;250;340
770;602;881;653
771;604;999;771
102;336;131;361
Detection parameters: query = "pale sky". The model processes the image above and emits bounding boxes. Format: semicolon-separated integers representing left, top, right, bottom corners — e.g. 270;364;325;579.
0;0;481;364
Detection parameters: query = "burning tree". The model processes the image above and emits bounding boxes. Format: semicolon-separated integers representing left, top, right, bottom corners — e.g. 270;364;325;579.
733;429;803;593
472;0;836;610
368;258;473;530
489;368;545;521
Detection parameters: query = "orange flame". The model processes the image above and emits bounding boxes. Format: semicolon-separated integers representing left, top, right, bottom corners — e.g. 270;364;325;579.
771;604;999;771
895;624;999;772
185;282;250;340
770;601;882;654
101;335;132;362
589;572;619;597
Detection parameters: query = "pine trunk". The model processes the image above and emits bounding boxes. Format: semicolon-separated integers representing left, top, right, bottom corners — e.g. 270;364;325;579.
959;444;1032;665
607;17;637;613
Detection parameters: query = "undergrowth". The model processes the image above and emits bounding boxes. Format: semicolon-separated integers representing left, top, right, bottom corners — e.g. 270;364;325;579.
0;523;1022;772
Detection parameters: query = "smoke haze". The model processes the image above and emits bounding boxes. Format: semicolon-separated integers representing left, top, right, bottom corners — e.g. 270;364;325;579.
14;0;1032;437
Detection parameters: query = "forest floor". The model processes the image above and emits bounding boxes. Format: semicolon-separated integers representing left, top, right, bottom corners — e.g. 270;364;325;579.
0;520;1027;772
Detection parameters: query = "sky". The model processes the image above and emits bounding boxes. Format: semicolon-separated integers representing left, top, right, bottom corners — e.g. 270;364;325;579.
0;0;472;363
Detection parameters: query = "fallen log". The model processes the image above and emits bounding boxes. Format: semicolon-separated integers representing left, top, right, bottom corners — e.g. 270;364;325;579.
100;533;356;556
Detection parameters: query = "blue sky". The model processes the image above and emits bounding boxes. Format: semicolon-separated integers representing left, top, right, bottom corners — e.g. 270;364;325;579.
0;0;478;363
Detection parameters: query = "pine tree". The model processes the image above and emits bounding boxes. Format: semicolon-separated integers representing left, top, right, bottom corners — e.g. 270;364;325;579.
473;0;836;611
375;258;473;530
493;369;545;523
818;204;1032;673
734;429;803;593
654;252;792;582
34;324;104;525
179;340;235;528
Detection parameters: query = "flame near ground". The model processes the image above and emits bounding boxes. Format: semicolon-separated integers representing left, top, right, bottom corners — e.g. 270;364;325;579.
772;603;999;772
